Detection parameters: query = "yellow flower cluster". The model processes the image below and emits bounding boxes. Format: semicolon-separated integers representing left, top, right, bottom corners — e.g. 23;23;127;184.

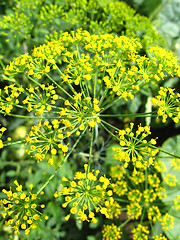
109;165;170;230
54;164;114;223
102;223;122;240
22;84;60;116
0;181;48;235
45;1;165;49
112;123;158;168
3;30;172;104
171;158;180;171
160;213;174;230
25;120;69;164
174;195;180;210
0;12;33;43
164;173;178;187
152;234;167;240
131;224;149;240
0;84;24;114
40;4;63;24
151;87;180;123
149;46;180;76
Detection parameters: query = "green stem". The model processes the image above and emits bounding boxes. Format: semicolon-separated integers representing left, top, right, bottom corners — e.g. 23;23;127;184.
113;197;129;203
100;111;157;118
99;88;109;106
100;120;120;141
88;128;95;172
100;119;119;131
119;218;131;229
0;110;60;119
0;160;34;166
100;97;121;112
93;71;98;99
149;0;171;21
45;73;74;100
0;59;5;69
151;144;180;159
4;139;26;147
76;44;81;61
36;127;87;195
54;63;63;75
140;208;146;224
28;76;41;86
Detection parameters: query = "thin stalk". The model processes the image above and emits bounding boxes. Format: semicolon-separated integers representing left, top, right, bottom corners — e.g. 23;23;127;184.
140;208;145;225
54;63;63;75
76;44;81;61
149;0;171;21
93;71;98;99
151;144;180;159
0;111;59;119
4;139;26;146
99;88;109;107
100;121;120;142
100;97;121;112
45;73;74;100
0;59;5;69
36;127;87;195
28;76;41;86
119;218;131;229
100;119;119;131
87;128;95;172
100;111;157;118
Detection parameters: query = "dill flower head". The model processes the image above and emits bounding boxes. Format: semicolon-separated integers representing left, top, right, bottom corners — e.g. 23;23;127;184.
54;164;114;222
152;234;167;240
109;165;171;231
131;224;149;240
22;84;60;116
151;87;180;123
25;120;69;164
113;123;158;168
164;173;178;187
0;180;48;235
171;158;180;171
0;84;24;114
160;213;174;230
174;195;180;210
102;223;122;240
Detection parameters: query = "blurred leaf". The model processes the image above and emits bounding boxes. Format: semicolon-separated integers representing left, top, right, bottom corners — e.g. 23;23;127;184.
75;218;83;230
128;94;141;113
153;221;163;236
106;143;120;162
87;236;96;240
47;201;62;226
89;218;100;229
163;77;179;88
6;170;16;177
160;21;179;37
139;0;163;18
164;208;180;240
159;135;180;239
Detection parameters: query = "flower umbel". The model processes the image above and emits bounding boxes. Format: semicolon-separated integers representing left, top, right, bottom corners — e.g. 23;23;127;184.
54;164;114;222
0;181;48;235
113;123;158;168
102;223;122;240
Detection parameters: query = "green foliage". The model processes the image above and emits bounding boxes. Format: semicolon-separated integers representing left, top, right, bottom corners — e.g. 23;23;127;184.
159;135;180;239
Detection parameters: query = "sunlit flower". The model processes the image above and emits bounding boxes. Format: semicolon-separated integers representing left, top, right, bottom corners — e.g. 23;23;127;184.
54;164;114;222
